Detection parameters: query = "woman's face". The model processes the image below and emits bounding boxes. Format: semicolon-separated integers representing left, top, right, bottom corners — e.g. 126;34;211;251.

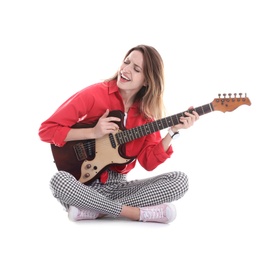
117;50;146;94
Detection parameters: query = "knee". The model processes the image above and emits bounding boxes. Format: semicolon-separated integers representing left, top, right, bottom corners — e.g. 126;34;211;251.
49;171;75;198
174;171;189;197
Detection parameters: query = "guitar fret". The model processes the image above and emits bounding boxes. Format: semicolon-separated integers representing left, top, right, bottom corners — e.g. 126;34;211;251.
149;122;155;133
132;129;140;139
130;129;137;140
202;104;212;114
130;130;135;140
151;122;157;132
172;114;181;124
200;106;205;115
120;132;128;143
166;117;172;125
154;120;161;131
115;134;121;145
162;118;168;128
125;132;132;142
139;125;144;137
195;106;203;115
144;124;151;134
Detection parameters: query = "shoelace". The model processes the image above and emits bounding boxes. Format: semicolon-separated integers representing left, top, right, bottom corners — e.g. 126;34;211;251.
142;207;165;220
78;209;99;219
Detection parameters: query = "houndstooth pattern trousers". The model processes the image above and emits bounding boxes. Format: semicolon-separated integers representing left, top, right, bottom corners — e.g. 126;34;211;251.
50;170;189;217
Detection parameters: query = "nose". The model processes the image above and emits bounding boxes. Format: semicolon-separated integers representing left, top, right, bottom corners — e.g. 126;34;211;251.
122;63;132;73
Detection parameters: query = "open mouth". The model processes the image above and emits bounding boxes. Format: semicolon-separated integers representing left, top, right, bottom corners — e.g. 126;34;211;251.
120;72;131;81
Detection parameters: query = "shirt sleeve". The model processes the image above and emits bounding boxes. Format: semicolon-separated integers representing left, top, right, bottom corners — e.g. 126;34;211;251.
38;90;95;147
136;131;174;171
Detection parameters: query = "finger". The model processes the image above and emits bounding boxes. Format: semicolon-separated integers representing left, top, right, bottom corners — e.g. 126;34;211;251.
112;123;120;130
107;122;119;130
99;109;110;119
181;117;190;125
185;108;199;119
106;116;121;122
182;115;192;123
184;111;193;117
186;111;198;121
100;110;121;122
192;111;199;119
186;118;192;125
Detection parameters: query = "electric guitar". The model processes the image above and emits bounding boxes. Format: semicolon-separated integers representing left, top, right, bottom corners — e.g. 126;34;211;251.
51;93;251;185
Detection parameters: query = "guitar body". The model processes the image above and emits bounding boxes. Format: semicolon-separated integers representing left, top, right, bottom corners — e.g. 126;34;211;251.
51;110;135;185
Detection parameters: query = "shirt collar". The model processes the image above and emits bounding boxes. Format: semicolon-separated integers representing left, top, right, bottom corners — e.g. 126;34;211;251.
107;79;119;94
107;79;140;110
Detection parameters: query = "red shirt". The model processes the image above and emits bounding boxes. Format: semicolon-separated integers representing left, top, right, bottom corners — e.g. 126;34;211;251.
39;80;173;182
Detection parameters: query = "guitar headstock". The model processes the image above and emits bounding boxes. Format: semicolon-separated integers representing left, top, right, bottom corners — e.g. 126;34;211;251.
212;93;251;112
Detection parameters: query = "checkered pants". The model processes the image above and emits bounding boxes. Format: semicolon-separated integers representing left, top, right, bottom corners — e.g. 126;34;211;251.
50;170;188;216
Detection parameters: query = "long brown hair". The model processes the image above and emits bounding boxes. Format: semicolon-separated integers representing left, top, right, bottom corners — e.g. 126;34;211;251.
106;44;165;120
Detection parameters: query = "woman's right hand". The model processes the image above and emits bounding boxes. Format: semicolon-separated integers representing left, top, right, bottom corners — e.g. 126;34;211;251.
92;109;121;139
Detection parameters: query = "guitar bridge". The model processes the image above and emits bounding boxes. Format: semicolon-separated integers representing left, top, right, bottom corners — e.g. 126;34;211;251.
73;140;95;161
73;143;87;161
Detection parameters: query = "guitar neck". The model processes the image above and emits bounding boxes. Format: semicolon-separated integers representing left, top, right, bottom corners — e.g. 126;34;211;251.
116;102;213;145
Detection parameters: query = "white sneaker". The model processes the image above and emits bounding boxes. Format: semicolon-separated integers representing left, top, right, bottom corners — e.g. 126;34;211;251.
68;206;100;221
139;203;177;224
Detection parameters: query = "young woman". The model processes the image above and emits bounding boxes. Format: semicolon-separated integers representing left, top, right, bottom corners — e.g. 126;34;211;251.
39;44;199;224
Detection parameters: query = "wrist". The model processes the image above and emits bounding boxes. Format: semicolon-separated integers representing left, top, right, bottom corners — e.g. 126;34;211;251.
168;128;180;139
170;126;179;133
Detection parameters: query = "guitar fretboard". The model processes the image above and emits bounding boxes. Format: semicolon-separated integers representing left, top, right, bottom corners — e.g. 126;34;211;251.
115;103;213;145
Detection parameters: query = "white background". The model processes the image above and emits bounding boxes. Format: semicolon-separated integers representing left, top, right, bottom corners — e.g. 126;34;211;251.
1;0;278;259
